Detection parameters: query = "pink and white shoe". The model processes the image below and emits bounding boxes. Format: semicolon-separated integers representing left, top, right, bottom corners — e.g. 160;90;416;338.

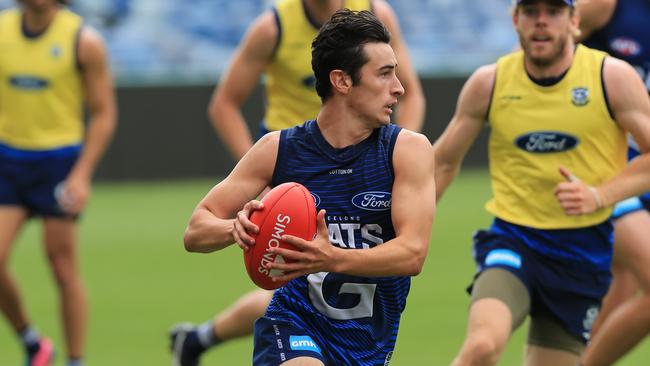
26;337;54;366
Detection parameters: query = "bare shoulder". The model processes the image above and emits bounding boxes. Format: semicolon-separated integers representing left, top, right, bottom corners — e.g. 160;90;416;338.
469;64;496;91
603;56;645;99
602;56;650;120
603;56;639;78
371;0;399;29
77;26;108;65
251;130;281;154
241;10;279;55
461;64;496;108
394;130;434;160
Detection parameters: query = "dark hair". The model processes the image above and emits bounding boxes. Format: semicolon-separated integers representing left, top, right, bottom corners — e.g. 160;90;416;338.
311;9;391;102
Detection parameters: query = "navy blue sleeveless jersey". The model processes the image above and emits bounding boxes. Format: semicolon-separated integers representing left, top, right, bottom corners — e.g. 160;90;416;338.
583;0;650;95
267;120;406;365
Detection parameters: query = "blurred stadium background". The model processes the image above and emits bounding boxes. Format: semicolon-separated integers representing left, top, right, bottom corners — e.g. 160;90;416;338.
0;0;648;365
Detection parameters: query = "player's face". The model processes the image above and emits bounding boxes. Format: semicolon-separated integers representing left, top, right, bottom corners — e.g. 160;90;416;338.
514;1;577;67
348;42;404;126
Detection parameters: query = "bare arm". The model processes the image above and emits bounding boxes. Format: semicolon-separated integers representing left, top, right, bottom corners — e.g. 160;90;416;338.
267;131;435;278
333;131;435;276
598;58;650;204
555;57;650;214
183;132;279;253
208;11;278;161
575;0;616;41
61;27;117;214
433;65;494;200
374;0;425;132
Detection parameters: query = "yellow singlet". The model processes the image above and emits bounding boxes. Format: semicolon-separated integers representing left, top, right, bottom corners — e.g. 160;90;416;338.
264;0;371;131
486;45;626;229
0;8;84;150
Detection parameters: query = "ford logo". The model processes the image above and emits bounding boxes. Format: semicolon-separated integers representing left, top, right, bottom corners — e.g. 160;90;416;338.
515;131;579;153
311;192;321;207
10;75;49;89
352;191;391;211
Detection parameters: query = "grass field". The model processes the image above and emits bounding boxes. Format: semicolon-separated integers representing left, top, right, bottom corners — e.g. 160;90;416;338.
0;169;648;365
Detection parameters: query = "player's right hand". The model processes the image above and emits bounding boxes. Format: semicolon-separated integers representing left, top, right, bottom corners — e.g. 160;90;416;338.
232;200;264;251
554;166;604;215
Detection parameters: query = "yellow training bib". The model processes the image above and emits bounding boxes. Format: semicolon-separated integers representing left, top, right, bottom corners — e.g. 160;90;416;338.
486;45;626;229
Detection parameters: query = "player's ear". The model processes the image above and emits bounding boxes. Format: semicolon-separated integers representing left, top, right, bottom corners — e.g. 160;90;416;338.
330;69;352;95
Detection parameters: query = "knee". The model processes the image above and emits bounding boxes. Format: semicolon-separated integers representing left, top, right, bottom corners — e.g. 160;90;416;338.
460;335;502;365
46;251;79;286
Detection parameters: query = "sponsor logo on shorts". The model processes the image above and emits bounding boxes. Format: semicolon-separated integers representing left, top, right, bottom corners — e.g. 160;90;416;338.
289;335;321;354
352;191;391;211
582;305;600;340
514;131;579;153
485;249;522;269
384;351;393;365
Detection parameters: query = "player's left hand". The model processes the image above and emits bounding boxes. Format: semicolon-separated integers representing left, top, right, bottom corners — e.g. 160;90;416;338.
265;209;336;282
554;166;604;215
56;176;91;214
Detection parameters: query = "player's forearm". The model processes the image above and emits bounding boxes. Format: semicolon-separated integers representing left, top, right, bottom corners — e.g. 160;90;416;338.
331;237;428;277
394;89;425;132
69;111;117;180
209;104;254;161
184;208;235;253
434;160;460;201
599;154;650;206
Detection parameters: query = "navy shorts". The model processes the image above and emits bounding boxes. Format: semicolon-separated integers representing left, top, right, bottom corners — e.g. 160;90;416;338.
253;316;327;366
471;220;612;343
0;146;79;218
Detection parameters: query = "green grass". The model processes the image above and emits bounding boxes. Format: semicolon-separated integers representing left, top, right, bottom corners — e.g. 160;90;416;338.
0;170;648;365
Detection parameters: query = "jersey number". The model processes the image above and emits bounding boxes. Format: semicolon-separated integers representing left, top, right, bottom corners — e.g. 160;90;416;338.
307;272;377;320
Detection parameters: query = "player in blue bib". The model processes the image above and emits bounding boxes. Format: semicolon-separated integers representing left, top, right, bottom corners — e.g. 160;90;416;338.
181;9;435;366
577;0;650;365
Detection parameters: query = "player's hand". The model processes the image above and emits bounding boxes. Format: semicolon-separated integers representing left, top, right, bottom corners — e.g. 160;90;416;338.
56;176;90;214
266;209;336;282
232;200;264;251
554;166;604;215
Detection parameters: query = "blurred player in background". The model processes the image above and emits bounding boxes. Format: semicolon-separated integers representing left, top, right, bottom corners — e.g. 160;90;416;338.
170;1;424;365
575;0;650;365
181;9;435;365
0;0;117;365
433;0;650;365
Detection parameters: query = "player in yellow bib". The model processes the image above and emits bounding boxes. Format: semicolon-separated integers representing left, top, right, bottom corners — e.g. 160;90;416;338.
0;1;117;365
170;1;424;365
434;0;650;365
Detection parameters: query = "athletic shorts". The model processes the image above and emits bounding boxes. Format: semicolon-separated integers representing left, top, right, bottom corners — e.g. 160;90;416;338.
0;144;80;218
253;316;326;366
471;219;612;343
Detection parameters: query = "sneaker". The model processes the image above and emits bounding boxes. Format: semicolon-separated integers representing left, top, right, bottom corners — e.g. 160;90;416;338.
26;337;54;366
170;323;206;366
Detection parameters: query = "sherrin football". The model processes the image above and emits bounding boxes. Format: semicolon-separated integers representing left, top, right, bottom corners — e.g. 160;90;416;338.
244;182;317;290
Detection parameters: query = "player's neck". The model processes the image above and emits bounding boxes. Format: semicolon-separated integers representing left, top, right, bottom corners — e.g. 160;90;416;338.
316;104;375;149
524;42;576;80
22;6;59;33
304;0;344;25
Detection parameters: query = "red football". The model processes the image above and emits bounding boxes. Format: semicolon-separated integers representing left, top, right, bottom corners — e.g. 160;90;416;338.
244;182;317;290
